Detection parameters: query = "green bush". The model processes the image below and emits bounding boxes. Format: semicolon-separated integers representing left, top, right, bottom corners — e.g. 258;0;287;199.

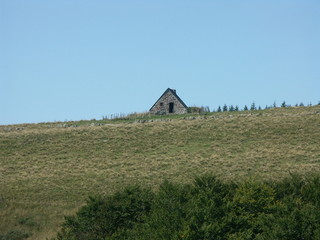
114;180;190;240
54;174;320;240
56;186;153;240
182;175;231;240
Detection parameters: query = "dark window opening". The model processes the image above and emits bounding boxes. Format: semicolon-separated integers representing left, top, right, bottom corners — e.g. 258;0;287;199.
169;102;174;113
160;102;164;107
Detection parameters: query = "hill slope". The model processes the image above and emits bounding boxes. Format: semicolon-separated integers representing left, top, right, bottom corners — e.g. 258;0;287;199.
1;106;320;239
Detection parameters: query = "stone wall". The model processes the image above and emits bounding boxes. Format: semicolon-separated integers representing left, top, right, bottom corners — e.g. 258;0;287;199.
150;91;187;115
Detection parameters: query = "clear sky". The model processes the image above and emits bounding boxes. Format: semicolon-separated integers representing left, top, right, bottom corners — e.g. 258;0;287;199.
1;0;319;125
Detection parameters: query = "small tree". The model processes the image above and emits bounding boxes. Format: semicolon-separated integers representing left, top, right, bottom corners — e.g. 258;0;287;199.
223;104;228;112
281;101;287;108
235;105;239;111
229;105;235;112
250;102;256;111
244;105;248;111
273;101;277;108
217;106;222;112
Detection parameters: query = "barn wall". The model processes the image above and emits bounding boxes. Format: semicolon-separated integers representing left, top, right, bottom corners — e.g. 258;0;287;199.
150;91;187;115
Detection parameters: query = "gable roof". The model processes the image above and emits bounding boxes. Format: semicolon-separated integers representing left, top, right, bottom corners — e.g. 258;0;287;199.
149;88;188;111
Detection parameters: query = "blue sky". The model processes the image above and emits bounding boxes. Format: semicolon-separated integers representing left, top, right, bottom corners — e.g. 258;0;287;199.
1;0;319;125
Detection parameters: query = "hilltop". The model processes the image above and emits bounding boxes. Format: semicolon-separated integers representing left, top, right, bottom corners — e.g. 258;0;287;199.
1;106;320;239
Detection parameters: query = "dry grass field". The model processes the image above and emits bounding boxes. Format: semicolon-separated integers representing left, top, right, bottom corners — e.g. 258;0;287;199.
1;106;320;239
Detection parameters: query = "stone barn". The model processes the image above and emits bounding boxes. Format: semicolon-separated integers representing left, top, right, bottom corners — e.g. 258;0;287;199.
149;88;188;115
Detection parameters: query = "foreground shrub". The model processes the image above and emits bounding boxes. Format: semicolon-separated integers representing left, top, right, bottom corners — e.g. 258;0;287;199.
55;174;320;240
182;175;231;240
56;186;153;240
113;180;191;240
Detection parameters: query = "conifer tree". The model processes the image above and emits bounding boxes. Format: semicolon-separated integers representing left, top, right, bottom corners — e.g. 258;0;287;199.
273;101;277;108
235;105;239;111
229;105;235;112
250;102;256;111
244;105;248;111
217;106;222;112
223;104;228;112
281;101;286;108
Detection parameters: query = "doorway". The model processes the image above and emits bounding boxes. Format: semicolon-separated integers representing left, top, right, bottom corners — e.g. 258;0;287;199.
169;102;174;113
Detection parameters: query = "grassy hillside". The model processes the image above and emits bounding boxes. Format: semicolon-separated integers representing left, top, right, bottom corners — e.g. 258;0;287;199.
1;106;320;239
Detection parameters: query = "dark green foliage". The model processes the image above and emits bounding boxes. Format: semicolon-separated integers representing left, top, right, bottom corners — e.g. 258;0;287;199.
217;106;222;112
250;102;256;111
56;186;153;240
223;104;228;112
119;181;190;240
244;105;248;111
55;174;320;240
183;175;231;240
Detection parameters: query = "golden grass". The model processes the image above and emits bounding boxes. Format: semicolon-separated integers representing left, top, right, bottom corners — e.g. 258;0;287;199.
0;106;320;239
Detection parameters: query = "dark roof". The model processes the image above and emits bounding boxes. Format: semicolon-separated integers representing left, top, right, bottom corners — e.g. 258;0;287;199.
149;88;188;111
